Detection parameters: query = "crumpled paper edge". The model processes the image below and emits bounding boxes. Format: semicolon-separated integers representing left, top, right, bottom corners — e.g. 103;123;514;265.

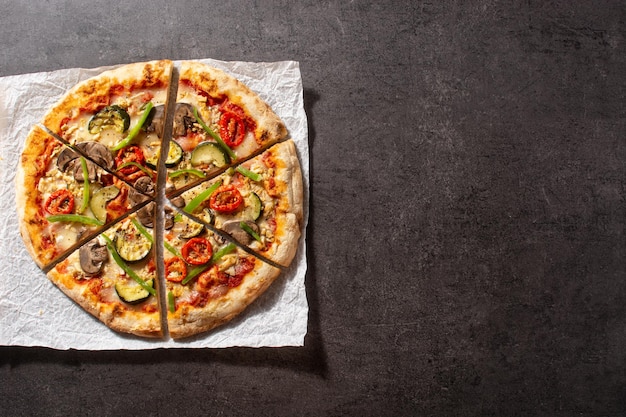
0;58;309;350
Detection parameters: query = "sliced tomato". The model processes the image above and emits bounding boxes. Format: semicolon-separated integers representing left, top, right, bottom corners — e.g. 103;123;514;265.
181;237;213;266
115;145;145;176
209;184;243;213
165;257;187;282
218;111;246;147
45;189;75;215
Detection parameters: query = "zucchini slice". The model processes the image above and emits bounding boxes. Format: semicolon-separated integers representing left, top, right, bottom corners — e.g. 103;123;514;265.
115;279;154;304
114;223;153;262
190;142;229;168
177;215;205;239
88;105;130;134
145;154;158;170
241;193;263;221
90;185;120;223
165;140;184;167
146;141;183;169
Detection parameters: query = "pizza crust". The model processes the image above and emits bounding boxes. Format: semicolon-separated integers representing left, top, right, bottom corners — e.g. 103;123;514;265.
42;60;173;134
259;139;304;267
168;259;281;339
179;61;288;146
47;267;163;338
16;126;64;268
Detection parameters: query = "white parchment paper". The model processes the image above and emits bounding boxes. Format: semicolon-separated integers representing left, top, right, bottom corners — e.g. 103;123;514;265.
0;59;309;350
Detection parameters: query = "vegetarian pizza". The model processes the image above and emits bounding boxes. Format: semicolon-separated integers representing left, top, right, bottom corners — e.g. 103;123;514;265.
15;60;304;340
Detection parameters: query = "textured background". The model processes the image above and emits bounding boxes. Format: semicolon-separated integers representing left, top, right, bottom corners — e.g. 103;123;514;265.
1;1;625;416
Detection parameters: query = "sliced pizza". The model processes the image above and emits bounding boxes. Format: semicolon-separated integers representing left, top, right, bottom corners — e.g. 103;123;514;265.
16;125;154;269
162;203;281;339
164;61;289;192
41;59;173;186
46;212;161;337
17;60;304;341
167;139;303;267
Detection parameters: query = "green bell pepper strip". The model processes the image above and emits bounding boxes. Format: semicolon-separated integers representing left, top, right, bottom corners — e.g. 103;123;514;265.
181;242;236;285
79;157;90;213
131;216;179;257
101;234;156;296
164;241;181;258
192;106;237;161
168;168;207;179
111;102;154;151
182;265;207;285
168;291;176;313
240;221;262;242
115;161;154;177
130;218;153;243
235;165;262;182
212;242;237;261
47;214;104;226
183;180;222;214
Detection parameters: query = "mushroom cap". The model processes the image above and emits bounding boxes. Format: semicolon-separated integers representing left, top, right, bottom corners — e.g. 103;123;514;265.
79;240;108;276
71;159;97;183
129;176;155;206
221;220;259;246
76;142;114;170
144;104;165;138
164;206;175;230
136;202;156;228
57;147;98;182
173;103;196;137
57;147;79;172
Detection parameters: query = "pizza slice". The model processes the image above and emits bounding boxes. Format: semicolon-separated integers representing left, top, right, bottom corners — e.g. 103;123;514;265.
41;60;173;186
46;212;161;337
16;125;155;269
162;203;281;339
164;61;289;192
167;140;303;268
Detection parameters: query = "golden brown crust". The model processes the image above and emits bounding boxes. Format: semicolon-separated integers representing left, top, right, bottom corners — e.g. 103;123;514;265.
178;61;288;147
256;140;303;267
168;259;281;339
42;60;173;134
47;268;163;338
46;231;163;338
16;126;64;268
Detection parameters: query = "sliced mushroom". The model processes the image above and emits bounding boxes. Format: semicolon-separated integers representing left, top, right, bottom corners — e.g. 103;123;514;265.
136;201;156;228
170;195;185;208
57;147;98;182
129;177;155;206
72;159;97;182
173;103;196;137
134;176;156;196
222;220;259;246
57;147;79;172
144;104;165;138
79;240;108;276
164;206;175;230
76;142;114;170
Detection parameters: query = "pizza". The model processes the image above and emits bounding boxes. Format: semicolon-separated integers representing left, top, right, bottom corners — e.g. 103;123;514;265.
165;61;288;193
162;204;281;338
16;125;152;268
169;139;303;267
46;213;161;337
15;60;303;340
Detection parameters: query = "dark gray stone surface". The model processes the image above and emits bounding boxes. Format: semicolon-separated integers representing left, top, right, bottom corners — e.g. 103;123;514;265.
1;1;625;415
